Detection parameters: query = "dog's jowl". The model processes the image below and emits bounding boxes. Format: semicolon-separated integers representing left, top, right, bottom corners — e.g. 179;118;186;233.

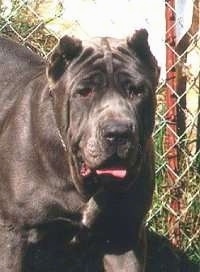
0;29;159;272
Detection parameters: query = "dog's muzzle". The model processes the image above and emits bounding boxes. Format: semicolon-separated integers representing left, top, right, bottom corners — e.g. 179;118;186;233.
80;118;138;183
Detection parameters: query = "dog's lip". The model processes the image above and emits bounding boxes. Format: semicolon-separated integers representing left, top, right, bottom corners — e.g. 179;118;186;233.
80;163;92;177
80;163;128;180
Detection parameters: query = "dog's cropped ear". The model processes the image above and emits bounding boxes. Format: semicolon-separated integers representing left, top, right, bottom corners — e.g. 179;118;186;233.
127;29;160;85
47;35;82;87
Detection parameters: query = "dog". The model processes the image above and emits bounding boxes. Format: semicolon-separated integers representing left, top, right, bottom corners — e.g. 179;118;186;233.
0;29;159;272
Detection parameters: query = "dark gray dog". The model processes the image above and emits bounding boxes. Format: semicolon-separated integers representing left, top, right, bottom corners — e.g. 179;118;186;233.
0;29;159;272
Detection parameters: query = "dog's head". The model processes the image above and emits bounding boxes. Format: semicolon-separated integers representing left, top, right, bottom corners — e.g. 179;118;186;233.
47;29;160;196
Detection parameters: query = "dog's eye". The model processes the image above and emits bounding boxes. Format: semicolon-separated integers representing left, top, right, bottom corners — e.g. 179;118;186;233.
78;88;93;98
127;84;143;98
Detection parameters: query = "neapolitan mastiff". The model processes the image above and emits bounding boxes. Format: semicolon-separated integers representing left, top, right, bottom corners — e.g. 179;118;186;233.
0;29;159;271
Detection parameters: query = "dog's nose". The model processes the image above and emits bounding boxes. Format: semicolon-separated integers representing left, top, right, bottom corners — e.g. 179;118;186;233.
102;120;132;145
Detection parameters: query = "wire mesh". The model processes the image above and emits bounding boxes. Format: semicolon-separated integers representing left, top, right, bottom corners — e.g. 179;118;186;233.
0;0;199;263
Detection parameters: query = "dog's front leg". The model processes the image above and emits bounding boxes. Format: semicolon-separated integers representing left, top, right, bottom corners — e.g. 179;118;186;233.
103;227;147;272
103;249;145;272
0;225;26;272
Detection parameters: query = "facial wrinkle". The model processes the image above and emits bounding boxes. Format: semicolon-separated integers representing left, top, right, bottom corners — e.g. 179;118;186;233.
101;38;114;83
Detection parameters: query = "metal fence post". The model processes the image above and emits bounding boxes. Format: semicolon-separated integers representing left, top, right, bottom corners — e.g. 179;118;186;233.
165;0;181;247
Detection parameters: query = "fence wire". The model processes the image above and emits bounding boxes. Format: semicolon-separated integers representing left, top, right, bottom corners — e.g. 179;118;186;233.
0;0;199;263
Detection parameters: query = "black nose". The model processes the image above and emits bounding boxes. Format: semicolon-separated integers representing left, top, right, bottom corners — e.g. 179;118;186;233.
102;120;132;145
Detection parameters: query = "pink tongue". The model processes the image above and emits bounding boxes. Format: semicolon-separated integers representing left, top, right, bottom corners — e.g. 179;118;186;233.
96;168;127;179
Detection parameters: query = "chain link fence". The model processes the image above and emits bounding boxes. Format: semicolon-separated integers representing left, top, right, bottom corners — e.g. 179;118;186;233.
0;0;199;264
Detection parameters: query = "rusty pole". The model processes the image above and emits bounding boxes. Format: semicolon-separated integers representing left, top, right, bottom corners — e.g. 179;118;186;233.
165;0;181;247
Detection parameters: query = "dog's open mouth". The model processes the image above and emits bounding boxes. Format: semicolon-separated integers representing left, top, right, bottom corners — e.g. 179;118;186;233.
81;164;127;180
96;167;127;179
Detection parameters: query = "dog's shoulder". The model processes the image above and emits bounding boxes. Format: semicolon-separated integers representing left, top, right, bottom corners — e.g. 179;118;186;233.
0;35;44;66
0;35;45;83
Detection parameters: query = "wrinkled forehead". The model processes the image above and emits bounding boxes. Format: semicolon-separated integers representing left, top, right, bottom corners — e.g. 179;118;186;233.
68;36;139;77
69;37;133;70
